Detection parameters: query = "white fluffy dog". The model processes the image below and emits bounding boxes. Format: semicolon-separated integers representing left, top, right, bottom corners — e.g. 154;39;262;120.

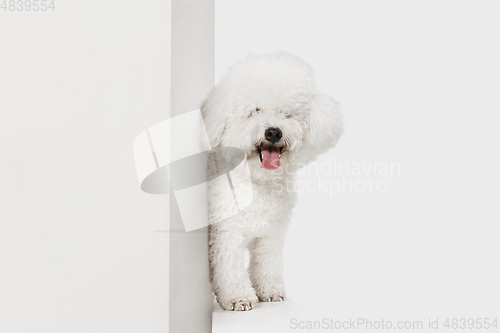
202;52;343;311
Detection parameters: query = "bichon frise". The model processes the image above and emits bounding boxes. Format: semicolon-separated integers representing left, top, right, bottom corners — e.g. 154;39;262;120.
202;52;343;311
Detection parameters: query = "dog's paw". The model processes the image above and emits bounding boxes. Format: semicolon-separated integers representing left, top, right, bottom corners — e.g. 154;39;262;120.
216;288;258;311
254;285;286;302
258;293;286;302
219;298;255;311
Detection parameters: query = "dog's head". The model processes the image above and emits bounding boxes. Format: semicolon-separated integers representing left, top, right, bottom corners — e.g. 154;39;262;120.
202;52;343;174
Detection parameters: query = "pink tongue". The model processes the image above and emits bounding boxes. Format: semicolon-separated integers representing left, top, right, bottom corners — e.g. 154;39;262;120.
261;146;280;170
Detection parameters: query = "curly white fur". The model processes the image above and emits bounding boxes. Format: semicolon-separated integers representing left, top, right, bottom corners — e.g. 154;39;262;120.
202;52;343;311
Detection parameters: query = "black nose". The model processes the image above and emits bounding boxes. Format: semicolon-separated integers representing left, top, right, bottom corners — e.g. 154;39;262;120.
265;127;282;144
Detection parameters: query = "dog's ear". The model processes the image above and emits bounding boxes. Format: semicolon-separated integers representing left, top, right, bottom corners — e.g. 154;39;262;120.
307;93;344;154
201;88;231;148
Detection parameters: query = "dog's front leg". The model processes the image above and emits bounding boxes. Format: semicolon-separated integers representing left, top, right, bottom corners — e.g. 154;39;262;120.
248;228;287;302
209;227;257;311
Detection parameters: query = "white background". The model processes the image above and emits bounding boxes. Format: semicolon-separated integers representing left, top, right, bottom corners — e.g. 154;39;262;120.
214;0;500;332
0;1;170;332
1;1;499;332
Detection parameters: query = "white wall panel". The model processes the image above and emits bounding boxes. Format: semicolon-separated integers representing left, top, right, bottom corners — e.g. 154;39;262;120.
169;1;214;332
0;1;171;332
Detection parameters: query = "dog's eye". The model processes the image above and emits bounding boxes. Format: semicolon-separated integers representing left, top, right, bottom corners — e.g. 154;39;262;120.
248;108;260;119
279;109;292;119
